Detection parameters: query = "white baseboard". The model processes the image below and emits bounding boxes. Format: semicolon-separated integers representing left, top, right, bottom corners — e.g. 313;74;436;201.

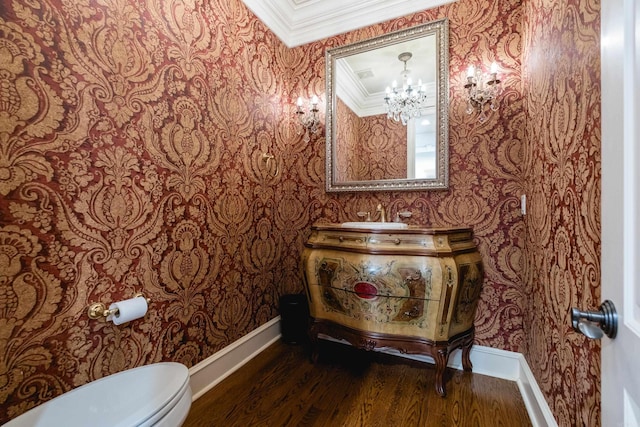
431;346;557;427
188;316;281;400
513;352;559;427
188;317;556;427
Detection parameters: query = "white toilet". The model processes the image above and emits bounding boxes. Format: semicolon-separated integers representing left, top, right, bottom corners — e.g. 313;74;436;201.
5;362;192;427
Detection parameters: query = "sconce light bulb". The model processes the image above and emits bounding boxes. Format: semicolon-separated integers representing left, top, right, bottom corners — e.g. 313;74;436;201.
490;62;498;74
467;65;475;78
297;97;303;107
311;95;319;105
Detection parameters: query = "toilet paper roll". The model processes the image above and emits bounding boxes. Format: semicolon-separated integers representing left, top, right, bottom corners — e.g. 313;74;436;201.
107;296;148;325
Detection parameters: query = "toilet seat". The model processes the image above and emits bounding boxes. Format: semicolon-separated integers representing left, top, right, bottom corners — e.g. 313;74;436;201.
138;366;192;427
5;362;191;427
146;379;192;427
121;362;192;427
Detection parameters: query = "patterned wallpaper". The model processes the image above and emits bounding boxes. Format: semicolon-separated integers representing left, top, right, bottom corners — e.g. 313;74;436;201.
0;0;599;424
335;98;406;181
522;0;601;425
356;114;407;181
0;0;291;420
335;97;359;181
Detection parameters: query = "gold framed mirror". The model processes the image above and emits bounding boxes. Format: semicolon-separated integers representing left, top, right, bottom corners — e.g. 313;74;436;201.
325;19;449;192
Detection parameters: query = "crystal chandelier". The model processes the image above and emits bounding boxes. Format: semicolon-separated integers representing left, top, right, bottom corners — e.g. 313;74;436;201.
384;52;429;125
464;62;502;122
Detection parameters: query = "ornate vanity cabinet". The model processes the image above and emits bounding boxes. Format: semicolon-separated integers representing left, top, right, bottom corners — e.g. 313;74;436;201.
302;224;484;397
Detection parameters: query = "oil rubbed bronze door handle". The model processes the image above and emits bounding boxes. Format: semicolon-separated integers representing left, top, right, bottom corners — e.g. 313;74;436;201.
571;300;618;339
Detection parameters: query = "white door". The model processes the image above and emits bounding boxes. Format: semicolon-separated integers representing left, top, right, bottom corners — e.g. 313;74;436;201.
601;0;640;425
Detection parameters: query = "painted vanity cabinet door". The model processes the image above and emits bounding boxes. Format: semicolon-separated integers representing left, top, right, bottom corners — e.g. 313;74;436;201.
305;252;444;339
302;225;484;396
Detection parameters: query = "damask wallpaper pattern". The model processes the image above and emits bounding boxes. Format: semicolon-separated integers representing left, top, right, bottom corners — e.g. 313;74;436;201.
335;98;406;181
335;97;359;182
356;114;407;181
522;0;601;425
0;0;291;420
0;0;599;425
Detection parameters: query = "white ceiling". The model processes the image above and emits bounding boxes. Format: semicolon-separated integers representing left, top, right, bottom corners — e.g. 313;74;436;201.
240;0;455;47
336;34;437;117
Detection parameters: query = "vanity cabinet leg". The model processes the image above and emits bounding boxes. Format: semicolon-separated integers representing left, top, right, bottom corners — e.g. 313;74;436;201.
433;348;449;397
462;339;473;372
461;328;474;372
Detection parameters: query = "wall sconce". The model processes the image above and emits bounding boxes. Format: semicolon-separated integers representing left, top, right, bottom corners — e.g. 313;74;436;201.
464;62;502;122
296;96;320;142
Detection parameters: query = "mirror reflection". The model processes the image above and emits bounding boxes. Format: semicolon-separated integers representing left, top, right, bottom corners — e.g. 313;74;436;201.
326;19;449;192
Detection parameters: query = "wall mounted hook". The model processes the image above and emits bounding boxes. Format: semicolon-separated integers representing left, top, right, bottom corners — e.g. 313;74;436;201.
261;153;279;177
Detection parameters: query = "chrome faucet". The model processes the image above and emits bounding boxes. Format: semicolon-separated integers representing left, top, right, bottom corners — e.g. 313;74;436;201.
376;204;387;222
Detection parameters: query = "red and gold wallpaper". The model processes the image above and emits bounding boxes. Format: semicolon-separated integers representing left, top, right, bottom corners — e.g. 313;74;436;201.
356;113;407;181
335;98;406;181
522;0;601;425
0;0;292;420
0;0;600;425
335;97;360;181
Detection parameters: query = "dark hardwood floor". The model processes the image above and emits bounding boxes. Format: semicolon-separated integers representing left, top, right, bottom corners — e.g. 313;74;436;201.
183;339;532;427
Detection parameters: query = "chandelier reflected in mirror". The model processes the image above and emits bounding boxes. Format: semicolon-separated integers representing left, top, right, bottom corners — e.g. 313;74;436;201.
383;52;430;125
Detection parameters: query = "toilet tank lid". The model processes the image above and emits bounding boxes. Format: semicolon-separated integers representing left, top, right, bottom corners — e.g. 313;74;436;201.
5;362;190;427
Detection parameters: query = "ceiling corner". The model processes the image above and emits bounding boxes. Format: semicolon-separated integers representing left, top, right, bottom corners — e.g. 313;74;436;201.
241;0;456;48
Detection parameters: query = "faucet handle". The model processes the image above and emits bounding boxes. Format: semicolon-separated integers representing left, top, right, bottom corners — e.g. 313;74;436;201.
394;210;412;222
357;211;372;222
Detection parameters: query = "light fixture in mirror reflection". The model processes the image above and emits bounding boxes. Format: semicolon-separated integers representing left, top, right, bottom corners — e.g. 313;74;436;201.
296;96;320;142
384;52;430;125
464;62;502;123
325;19;449;192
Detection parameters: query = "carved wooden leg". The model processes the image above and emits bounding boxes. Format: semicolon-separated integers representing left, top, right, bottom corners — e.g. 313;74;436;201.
461;337;473;372
433;347;449;397
460;329;474;372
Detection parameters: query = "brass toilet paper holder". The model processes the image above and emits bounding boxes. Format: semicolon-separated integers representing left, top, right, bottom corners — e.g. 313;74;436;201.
87;293;150;320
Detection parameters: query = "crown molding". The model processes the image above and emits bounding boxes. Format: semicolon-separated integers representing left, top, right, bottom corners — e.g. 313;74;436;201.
241;0;456;47
335;58;387;117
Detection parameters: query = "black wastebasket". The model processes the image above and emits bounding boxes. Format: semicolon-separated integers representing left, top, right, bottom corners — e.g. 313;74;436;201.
279;294;309;344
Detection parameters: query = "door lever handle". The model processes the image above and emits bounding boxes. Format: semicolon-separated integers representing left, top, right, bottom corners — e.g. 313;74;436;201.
571;300;617;339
